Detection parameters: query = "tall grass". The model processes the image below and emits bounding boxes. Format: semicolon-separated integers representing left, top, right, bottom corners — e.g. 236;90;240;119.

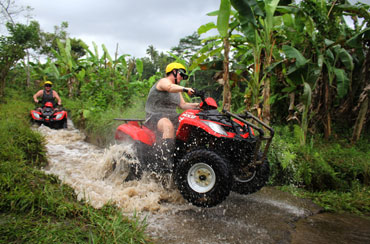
64;95;147;147
268;125;370;215
0;88;152;243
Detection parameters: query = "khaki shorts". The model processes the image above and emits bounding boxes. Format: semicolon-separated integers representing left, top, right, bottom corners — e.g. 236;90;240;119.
145;113;179;131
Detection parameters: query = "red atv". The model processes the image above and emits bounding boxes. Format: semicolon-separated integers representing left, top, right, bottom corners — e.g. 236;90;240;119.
114;90;274;207
30;101;68;129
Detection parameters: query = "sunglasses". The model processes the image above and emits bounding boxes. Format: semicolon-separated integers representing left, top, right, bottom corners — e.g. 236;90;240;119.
178;69;189;80
45;84;52;87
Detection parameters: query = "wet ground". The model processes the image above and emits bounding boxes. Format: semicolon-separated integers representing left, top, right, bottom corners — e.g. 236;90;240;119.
293;212;370;244
145;187;370;244
34;121;370;244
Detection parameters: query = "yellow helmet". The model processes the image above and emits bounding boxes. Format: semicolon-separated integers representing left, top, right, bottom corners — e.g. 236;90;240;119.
44;81;53;86
166;62;186;74
165;62;188;80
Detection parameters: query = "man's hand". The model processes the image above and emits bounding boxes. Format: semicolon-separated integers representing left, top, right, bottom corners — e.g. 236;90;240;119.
183;87;195;95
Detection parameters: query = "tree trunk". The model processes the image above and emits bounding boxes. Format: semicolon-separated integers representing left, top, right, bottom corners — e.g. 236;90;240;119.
324;75;332;139
351;91;369;143
0;78;5;98
0;65;10;99
68;77;75;98
262;77;271;124
351;49;370;144
25;50;30;87
222;37;231;111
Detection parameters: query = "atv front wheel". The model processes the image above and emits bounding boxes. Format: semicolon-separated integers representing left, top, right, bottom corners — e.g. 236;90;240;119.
174;149;231;207
62;119;68;129
231;155;270;195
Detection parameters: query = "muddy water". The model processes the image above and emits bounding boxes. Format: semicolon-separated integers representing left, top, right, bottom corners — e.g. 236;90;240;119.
35;121;370;244
36;121;182;212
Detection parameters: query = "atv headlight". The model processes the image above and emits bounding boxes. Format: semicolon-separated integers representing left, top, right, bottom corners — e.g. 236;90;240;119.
32;112;41;119
202;121;228;136
55;113;63;120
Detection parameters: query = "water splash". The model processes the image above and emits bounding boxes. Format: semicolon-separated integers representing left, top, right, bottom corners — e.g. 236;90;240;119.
36;121;184;213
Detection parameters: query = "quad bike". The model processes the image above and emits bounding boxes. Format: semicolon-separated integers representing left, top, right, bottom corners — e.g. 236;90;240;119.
114;90;274;207
30;101;68;129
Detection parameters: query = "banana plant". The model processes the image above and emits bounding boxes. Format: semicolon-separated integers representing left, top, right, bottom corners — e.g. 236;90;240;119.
217;0;232;111
287;0;366;140
256;0;364;143
194;0;283;117
192;0;239;111
231;0;283;123
52;38;79;97
347;27;370;143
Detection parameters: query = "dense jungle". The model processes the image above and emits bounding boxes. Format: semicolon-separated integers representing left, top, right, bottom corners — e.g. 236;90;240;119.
1;0;369;243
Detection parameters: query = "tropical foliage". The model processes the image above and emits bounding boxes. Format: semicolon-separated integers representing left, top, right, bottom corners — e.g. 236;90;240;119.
192;0;369;145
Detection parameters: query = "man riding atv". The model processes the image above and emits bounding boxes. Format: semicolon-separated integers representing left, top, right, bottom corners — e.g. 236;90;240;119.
33;81;62;111
115;83;274;207
144;62;199;172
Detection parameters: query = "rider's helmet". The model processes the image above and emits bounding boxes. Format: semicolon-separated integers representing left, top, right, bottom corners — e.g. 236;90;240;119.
44;81;53;87
165;62;189;81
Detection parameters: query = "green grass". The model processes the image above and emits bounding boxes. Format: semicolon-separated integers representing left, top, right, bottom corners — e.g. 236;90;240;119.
268;125;370;215
0;88;153;243
279;185;370;216
64;95;147;147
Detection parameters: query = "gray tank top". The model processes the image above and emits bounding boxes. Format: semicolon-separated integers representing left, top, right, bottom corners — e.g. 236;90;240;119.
42;89;55;105
145;81;180;120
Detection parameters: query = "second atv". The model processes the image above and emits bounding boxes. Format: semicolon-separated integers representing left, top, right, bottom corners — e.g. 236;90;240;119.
115;90;274;207
30;101;68;129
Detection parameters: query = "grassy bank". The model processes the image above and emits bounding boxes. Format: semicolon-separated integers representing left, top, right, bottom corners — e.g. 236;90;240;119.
268;126;370;215
0;89;152;243
64;96;146;147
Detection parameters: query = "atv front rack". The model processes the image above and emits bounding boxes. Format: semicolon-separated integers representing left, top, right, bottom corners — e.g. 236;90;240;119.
223;110;274;166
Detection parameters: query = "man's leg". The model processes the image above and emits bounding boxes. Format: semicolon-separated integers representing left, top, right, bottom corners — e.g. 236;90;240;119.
157;118;175;139
154;118;175;172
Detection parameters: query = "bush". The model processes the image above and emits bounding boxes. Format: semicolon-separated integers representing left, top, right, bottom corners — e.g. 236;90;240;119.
279;184;370;215
64;95;147;147
268;126;370;191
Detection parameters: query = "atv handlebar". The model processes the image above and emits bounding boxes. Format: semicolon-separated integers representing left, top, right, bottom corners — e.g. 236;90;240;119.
191;89;206;101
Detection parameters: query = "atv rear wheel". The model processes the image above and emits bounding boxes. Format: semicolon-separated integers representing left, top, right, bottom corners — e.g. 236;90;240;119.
115;134;143;181
122;149;143;181
231;155;270;195
174;149;231;207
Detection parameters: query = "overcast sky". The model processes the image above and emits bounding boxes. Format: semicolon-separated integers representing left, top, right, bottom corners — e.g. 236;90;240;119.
13;0;220;58
7;0;370;59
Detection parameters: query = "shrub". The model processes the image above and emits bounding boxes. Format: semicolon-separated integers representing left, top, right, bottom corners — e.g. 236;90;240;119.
268;126;369;191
